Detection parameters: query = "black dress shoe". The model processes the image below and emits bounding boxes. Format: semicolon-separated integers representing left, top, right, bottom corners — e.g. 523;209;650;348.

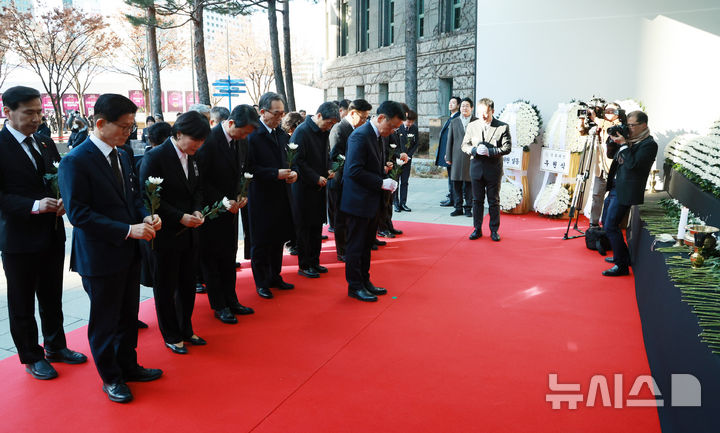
289;247;298;256
272;280;295;290
195;283;207;294
328;227;335;233
464;209;472;217
450;209;464;216
214;307;238;323
401;204;411;212
365;282;387;296
377;230;395;238
469;229;482;240
348;288;378;302
337;254;346;262
322;235;329;240
45;348;88;364
298;268;320;278
25;359;58;380
229;303;254;315
371;244;378;251
491;231;501;242
440;199;453;207
602;265;630;277
137;319;149;328
256;287;274;299
313;265;328;273
389;228;403;235
103;383;133;403
393;206;402;213
605;256;615;263
374;238;386;246
165;342;188;354
184;335;207;346
235;262;242;269
125;365;163;382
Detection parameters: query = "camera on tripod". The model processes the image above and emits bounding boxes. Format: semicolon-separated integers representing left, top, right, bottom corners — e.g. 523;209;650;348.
607;124;630;139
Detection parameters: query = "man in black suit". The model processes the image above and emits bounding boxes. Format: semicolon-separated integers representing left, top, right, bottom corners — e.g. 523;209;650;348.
461;98;512;242
139;112;210;354
195;105;259;323
393;109;419;213
601;111;658;277
341;101;404;302
328;99;372;262
247;92;298;299
0;86;87;380
291;102;340;278
58;94;163;403
437;97;461;206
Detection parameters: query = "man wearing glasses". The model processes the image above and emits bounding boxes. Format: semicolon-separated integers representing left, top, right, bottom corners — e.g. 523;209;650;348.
59;94;163;402
601;110;657;277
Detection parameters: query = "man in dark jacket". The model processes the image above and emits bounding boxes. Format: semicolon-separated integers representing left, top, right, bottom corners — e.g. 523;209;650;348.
291;102;340;278
247;92;298;300
393;109;419;212
437;97;461;206
601;111;658;277
328;99;372;261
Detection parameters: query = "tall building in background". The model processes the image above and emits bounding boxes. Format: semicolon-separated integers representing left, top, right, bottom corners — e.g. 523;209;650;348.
0;0;35;13
323;0;476;130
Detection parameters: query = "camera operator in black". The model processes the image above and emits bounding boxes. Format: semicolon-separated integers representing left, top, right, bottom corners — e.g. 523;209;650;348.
581;101;626;227
600;110;657;276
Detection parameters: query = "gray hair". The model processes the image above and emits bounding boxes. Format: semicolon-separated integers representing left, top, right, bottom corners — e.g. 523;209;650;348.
188;103;211;114
210;106;230;123
258;92;285;111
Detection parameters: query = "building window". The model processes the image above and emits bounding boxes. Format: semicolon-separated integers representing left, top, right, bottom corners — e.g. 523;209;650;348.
379;83;389;104
380;0;394;47
443;0;462;32
358;0;370;52
356;85;365;99
438;78;453;116
337;87;345;100
417;0;424;38
338;0;349;56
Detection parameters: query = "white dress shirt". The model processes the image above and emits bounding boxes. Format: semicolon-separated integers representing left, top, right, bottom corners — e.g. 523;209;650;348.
171;137;189;178
89;133;132;238
6;124;44;214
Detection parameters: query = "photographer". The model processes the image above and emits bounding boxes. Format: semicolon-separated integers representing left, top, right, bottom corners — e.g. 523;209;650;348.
584;102;626;227
600;110;657;277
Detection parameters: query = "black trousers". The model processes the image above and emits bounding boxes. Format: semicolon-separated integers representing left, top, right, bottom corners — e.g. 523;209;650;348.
328;187;339;230
297;223;323;270
153;245;197;344
81;260;141;384
334;209;348;256
393;163;412;207
251;241;285;288
377;191;394;232
471;176;501;232
452;180;473;210
201;246;239;311
2;245;66;364
345;214;378;291
240;206;251;260
602;189;632;268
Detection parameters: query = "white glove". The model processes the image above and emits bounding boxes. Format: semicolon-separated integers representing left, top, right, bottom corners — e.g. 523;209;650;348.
381;178;398;193
476;144;489;156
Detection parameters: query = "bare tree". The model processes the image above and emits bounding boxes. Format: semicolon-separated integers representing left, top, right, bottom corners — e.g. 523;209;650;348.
0;27;19;90
404;0;417;110
281;0;295;111
266;0;287;103
126;1;167;116
1;6;121;139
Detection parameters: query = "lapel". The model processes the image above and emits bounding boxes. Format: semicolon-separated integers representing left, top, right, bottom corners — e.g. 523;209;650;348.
1;127;39;176
264;126;284;166
163;140;192;194
365;123;382;169
214;126;238;175
84;140;127;202
484;118;499;144
32;133;53;170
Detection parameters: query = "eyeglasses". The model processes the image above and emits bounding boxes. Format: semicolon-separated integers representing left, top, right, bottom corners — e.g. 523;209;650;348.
267;110;285;118
627;123;642;127
112;121;136;133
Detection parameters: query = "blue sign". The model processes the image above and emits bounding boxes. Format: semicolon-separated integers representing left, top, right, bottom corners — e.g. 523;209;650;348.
212;79;245;87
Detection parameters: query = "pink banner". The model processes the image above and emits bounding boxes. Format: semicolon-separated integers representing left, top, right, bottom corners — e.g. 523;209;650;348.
185;91;199;111
162;91;166;113
128;90;145;111
40;93;57;113
62;94;80;113
0;95;4;118
167;91;184;113
83;94;100;115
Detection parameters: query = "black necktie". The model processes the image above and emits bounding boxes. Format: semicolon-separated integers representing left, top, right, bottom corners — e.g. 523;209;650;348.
109;148;125;192
24;136;45;175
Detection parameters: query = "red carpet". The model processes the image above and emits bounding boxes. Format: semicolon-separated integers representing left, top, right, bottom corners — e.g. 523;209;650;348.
0;215;660;433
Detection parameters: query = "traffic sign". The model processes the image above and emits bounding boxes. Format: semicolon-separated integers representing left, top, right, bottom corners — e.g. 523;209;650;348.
212;79;245;87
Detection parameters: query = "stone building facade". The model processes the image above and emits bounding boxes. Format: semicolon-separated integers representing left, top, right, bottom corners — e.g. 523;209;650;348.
323;0;477;138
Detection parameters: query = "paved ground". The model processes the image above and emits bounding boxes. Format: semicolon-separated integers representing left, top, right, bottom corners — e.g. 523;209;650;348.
0;177;476;361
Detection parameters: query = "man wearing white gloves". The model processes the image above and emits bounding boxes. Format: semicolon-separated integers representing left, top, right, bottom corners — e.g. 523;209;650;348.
340;101;405;302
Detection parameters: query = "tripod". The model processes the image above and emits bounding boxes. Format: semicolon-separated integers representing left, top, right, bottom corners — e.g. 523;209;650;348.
563;128;597;240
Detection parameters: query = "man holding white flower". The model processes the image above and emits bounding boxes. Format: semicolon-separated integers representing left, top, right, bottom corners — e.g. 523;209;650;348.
1;86;87;381
59;94;163;403
195;104;260;324
341;101;404;302
291;102;340;278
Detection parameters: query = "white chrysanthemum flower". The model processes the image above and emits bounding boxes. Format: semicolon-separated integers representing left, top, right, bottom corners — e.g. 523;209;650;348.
221;196;231;209
148;176;164;185
339;154;346;160
390;143;397;149
407;134;414;138
500;181;523;211
287;143;298;150
52;161;60;169
396;158;406;166
244;172;253;179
